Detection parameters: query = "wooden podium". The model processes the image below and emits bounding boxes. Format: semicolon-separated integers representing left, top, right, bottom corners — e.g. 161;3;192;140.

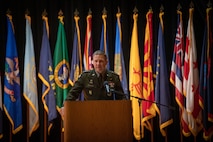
64;100;133;142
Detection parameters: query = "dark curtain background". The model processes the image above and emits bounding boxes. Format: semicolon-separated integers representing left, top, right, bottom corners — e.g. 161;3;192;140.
0;0;212;142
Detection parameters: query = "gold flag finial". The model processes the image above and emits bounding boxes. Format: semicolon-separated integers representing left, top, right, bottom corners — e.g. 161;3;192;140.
133;6;138;14
117;6;121;14
190;1;194;8
74;9;79;16
6;9;12;15
102;7;107;15
88;8;92;15
42;9;48;17
207;0;212;8
58;10;63;17
160;5;164;12
58;10;64;24
149;5;153;11
25;9;30;16
177;3;182;10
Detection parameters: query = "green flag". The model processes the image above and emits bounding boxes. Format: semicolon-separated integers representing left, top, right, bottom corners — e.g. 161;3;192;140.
53;16;70;111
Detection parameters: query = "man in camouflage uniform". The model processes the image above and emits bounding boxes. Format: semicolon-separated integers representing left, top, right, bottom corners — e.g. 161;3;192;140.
66;50;127;100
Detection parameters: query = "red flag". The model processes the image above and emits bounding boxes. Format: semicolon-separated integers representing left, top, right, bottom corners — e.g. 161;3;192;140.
83;12;93;71
170;10;184;109
183;7;202;136
170;10;191;136
142;9;156;133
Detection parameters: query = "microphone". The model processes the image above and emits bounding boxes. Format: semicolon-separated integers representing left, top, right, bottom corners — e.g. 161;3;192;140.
103;81;111;96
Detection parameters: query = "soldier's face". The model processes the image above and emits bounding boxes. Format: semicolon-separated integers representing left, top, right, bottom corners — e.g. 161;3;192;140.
92;55;108;74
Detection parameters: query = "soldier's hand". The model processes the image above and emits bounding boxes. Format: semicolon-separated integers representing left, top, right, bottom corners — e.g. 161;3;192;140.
60;107;65;117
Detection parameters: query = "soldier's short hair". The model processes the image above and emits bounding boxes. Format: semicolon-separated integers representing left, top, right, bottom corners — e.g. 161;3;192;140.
92;50;107;60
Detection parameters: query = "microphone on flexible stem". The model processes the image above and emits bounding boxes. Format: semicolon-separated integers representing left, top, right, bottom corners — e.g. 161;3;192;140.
103;81;111;97
129;95;176;110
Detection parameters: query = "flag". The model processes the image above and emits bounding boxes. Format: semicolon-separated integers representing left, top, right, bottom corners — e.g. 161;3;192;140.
69;15;83;100
100;11;110;69
23;15;39;137
155;11;173;136
183;7;202;136
38;16;57;133
69;15;82;86
199;7;213;141
114;11;128;97
170;9;190;136
129;12;143;140
83;12;93;71
142;9;156;133
3;14;23;134
53;15;70;111
0;73;3;139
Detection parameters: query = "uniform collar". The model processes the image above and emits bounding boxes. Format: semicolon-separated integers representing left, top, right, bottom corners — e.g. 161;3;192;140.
93;69;107;78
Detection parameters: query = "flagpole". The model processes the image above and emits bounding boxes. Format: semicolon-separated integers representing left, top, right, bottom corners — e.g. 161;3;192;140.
9;123;12;142
43;110;47;142
175;5;183;142
26;103;29;142
165;128;168;142
61;118;64;142
151;119;154;142
138;99;142;140
194;136;196;142
179;110;183;142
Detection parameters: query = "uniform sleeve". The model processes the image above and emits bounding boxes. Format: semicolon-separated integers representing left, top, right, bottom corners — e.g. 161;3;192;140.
66;73;85;101
114;74;127;100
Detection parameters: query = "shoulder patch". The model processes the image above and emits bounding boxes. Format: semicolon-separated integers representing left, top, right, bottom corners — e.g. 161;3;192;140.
80;70;93;77
108;70;118;76
82;70;90;73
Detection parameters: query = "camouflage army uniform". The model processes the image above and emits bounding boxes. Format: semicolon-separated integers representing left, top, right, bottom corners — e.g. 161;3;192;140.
66;69;127;100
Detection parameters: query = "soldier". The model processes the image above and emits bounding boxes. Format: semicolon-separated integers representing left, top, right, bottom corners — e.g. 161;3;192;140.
66;50;127;101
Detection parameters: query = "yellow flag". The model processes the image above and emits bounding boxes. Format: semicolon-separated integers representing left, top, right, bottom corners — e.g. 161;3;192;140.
129;13;143;140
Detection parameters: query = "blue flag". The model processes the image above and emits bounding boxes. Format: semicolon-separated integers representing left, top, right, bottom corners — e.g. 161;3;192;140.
69;16;82;86
23;15;39;137
154;12;173;136
69;16;83;100
114;12;128;98
38;18;57;133
3;15;23;134
199;7;213;141
100;13;110;69
0;74;3;139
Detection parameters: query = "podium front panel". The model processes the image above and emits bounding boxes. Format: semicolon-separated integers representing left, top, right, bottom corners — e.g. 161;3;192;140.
64;100;133;142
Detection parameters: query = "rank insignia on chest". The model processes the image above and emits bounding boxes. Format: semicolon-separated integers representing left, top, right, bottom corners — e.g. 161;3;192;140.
108;82;115;88
89;79;93;85
89;90;92;95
